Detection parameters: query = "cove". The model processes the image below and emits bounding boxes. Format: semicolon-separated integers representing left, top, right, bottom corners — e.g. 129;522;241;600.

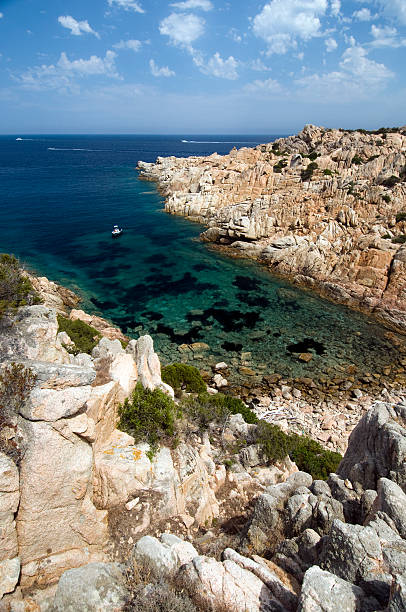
0;134;404;391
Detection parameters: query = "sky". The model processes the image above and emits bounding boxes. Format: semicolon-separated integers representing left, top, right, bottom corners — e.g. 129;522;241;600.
0;0;405;134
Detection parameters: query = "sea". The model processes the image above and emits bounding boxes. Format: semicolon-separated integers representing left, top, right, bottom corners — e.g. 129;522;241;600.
0;134;403;387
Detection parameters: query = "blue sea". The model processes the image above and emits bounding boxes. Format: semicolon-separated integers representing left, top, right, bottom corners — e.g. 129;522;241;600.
0;134;402;388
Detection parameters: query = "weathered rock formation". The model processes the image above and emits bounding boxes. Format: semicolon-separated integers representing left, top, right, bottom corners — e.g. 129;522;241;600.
138;125;406;332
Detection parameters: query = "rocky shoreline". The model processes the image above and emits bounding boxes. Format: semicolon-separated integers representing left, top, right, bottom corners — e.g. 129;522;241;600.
138;124;406;334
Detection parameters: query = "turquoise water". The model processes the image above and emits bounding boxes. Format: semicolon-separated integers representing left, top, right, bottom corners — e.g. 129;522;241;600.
0;135;403;387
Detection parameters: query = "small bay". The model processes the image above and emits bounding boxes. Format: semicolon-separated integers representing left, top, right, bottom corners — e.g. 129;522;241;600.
0;134;404;388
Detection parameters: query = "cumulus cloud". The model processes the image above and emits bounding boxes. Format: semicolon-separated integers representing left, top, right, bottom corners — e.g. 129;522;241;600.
193;51;238;79
58;15;100;38
0;12;3;18
244;77;284;94
370;24;406;48
170;0;213;11
159;12;205;48
149;59;175;77
296;44;393;100
17;50;120;91
353;8;374;21
253;0;328;55
113;39;142;52
325;37;338;51
250;58;272;71
377;0;406;26
107;0;144;13
330;0;341;16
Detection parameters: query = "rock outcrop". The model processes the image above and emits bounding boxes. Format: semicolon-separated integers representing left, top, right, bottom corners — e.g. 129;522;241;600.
138;125;406;332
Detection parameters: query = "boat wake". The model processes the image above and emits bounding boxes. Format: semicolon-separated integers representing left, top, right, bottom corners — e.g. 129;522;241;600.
47;147;109;151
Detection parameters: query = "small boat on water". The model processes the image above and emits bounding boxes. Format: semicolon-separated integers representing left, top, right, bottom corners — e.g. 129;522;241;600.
112;225;123;238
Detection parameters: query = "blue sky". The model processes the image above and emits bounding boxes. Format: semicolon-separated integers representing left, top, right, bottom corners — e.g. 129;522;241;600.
0;0;405;133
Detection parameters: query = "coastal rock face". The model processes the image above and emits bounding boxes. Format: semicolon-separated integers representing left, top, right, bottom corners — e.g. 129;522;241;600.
138;125;406;331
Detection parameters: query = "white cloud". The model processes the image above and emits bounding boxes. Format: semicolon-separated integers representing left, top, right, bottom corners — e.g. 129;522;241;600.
330;0;340;16
113;39;142;52
325;37;338;51
159;12;205;48
296;44;393;101
107;0;144;13
170;0;213;11
251;58;271;71
377;0;406;26
229;28;242;43
193;52;239;79
353;8;373;21
17;50;120;91
252;0;328;55
0;13;3;18
244;77;285;94
149;59;175;77
58;15;100;38
370;24;406;48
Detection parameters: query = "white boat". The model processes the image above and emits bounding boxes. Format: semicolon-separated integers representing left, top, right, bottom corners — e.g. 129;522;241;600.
16;138;23;141
112;225;123;238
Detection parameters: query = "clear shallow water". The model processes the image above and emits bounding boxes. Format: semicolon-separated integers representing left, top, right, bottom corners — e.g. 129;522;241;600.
0;135;404;388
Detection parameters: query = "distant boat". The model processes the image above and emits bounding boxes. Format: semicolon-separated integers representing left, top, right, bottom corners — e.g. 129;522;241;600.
16;138;23;141
112;225;123;238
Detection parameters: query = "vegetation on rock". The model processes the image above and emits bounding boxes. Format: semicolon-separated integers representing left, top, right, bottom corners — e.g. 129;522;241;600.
117;384;180;457
0;253;41;320
255;420;342;479
161;363;206;394
301;162;318;182
0;362;36;464
57;314;101;355
183;391;258;428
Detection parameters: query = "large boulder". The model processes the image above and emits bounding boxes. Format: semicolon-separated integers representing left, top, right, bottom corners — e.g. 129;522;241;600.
52;562;128;611
338;402;406;492
298;566;378;611
126;335;174;397
133;533;198;574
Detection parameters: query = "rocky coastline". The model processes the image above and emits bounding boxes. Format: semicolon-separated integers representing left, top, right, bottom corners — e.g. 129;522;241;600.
0;269;406;610
138;124;406;334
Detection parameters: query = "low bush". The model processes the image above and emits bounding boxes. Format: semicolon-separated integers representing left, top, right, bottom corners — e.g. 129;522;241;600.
182;391;258;429
273;159;288;173
381;175;400;188
323;169;333;176
57;315;101;355
351;155;363;165
117;384;180;457
289;435;342;480
161;363;206;394
0;253;40;320
301;162;318;182
0;362;36;464
254;421;342;480
308;151;320;161
382;194;391;203
392;235;406;244
395;212;406;223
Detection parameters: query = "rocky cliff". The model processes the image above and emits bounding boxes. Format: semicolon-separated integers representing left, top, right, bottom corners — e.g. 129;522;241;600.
138;125;406;333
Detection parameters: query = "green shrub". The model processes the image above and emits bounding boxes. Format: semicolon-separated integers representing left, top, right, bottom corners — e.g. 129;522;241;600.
367;155;379;163
255;420;292;463
57;315;101;355
392;235;406;244
117;384;180;455
323;169;333;176
273;159;288;173
0;362;36;464
0;254;40;320
301;162;318;182
182;391;258;428
381;175;400;188
289;435;342;480
395;212;406;222
382;195;391;203
351;155;363;165
382;234;391;239
254;421;342;480
161;363;206;394
308;151;320;161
